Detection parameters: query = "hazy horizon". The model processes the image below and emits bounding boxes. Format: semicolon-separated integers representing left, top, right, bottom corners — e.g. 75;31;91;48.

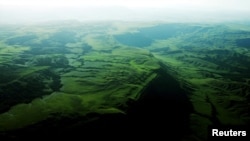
1;0;250;24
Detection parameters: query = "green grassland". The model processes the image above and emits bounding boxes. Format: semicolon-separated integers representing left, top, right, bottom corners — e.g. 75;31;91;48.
0;22;249;140
144;23;250;140
0;22;159;133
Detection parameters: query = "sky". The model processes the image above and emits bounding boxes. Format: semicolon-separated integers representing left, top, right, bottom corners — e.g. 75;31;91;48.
0;0;250;23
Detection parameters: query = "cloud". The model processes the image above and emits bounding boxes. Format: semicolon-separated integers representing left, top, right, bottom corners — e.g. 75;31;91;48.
1;0;249;9
0;0;250;23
